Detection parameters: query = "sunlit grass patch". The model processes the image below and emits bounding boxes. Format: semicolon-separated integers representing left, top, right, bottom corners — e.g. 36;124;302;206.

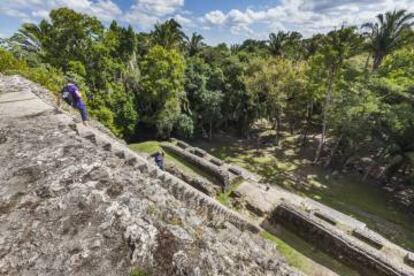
261;230;358;276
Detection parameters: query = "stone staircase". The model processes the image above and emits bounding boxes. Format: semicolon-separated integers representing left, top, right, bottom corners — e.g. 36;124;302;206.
74;124;261;233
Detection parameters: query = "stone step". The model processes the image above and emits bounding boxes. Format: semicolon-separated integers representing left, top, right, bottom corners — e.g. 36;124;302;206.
137;163;149;173
82;132;97;144
102;142;112;151
313;211;338;226
228;167;242;176
177;140;189;149
210;158;224;166
352;228;384;249
191;147;207;157
114;150;126;159
405;252;414;267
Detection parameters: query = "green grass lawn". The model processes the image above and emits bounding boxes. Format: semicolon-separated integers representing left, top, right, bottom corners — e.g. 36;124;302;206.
128;141;217;183
261;230;358;276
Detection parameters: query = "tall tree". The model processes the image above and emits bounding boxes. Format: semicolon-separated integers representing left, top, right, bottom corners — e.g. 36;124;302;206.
245;57;307;144
268;31;289;57
139;45;186;138
186;32;204;56
362;9;414;70
152;19;187;50
313;26;362;162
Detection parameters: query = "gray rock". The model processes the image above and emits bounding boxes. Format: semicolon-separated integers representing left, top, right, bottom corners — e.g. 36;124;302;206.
0;75;297;276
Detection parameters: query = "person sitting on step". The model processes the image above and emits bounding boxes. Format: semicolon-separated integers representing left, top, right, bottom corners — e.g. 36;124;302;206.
151;151;165;170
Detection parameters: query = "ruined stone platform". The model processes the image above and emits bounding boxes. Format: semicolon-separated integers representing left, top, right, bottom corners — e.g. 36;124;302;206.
235;166;414;275
0;75;297;276
163;137;414;275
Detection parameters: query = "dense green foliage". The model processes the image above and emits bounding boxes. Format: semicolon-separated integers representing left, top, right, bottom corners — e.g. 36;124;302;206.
0;7;413;186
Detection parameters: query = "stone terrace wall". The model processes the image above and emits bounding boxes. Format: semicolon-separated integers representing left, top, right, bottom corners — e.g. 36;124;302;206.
268;203;413;276
165;163;220;196
161;142;230;189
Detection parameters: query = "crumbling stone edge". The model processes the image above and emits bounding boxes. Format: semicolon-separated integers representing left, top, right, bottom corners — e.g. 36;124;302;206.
160;142;231;189
75;125;261;234
268;203;412;276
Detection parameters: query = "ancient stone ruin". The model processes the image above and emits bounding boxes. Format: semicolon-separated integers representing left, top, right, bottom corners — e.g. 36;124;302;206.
0;75;296;276
157;137;414;276
1;74;414;276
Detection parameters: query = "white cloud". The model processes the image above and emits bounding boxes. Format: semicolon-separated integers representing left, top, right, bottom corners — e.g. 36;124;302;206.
174;14;192;26
201;0;414;38
204;10;227;25
124;0;185;28
0;0;122;23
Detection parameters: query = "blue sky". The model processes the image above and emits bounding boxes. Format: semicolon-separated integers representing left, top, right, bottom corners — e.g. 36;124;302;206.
0;0;412;45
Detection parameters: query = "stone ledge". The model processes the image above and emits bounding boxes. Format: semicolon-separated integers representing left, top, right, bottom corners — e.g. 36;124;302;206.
210;158;224;166
352;228;384;249
161;143;230;188
405;252;414;267
228;167;242;176
269;203;410;276
176;140;190;149
313;211;338;225
191;147;207;157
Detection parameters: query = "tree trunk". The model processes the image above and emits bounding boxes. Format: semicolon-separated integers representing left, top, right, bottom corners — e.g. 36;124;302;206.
372;51;384;70
209;120;213;141
324;134;343;168
314;68;336;163
274;113;281;146
364;53;370;72
301;102;312;148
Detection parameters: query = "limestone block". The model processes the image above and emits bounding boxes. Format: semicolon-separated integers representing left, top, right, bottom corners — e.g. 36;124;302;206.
115;150;126;159
352;228;384;249
210;158;224;166
192;147;207;157
177;140;189;149
102;142;112;151
313;211;338;225
126;157;138;166
82;132;97;144
228;166;242;176
405;252;414;267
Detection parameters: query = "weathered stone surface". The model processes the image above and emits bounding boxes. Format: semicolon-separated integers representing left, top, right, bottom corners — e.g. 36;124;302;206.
161;142;231;189
246;199;267;217
229;166;243;176
0;75;297;276
165;163;220;196
269;203;411;276
230;190;242;198
210;157;224;166
405;252;414;267
191;147;207;157
352;228;384;249
176;140;189;149
313;211;338;225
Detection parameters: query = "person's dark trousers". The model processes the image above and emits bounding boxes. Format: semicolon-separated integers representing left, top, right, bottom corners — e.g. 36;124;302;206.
156;160;164;170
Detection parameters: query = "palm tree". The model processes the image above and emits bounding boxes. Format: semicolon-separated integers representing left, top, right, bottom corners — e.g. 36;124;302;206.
152;19;187;49
362;9;414;70
186;32;204;56
268;31;289;56
18;22;49;51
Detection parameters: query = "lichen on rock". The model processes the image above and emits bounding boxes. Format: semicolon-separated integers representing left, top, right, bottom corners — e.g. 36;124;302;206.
0;75;297;276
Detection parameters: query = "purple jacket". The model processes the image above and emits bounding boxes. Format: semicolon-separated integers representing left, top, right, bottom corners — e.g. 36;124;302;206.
67;83;85;109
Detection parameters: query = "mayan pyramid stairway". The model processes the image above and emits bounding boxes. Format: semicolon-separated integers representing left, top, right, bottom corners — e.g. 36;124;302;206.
0;74;300;275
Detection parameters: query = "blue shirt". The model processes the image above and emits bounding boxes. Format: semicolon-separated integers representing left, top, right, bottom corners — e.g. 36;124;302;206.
67;83;85;109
